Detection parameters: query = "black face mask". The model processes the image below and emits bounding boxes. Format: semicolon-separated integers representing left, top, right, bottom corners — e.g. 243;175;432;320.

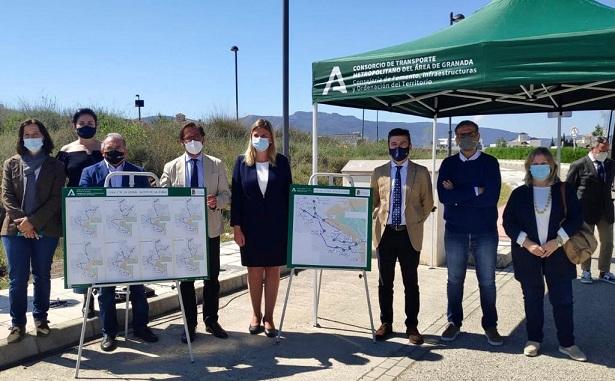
105;150;125;165
389;146;409;162
76;126;96;139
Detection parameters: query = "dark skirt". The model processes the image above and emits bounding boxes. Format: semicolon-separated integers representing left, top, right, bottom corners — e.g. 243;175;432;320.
240;240;287;267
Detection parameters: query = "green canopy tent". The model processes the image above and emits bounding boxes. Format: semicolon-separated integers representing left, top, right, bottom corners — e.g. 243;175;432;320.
310;0;615;265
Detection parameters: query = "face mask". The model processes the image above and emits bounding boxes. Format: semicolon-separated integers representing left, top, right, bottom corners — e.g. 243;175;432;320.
252;137;270;152
24;138;44;154
595;152;608;162
76;126;96;139
105;149;125;166
458;136;478;151
530;164;551;181
184;140;203;155
389;146;409;162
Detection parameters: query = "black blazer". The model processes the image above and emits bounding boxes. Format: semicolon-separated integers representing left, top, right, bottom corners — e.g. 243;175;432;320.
566;155;615;224
230;154;292;255
503;181;583;282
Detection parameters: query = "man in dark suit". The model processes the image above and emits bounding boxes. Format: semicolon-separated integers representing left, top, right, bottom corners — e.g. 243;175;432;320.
566;136;615;285
79;133;158;351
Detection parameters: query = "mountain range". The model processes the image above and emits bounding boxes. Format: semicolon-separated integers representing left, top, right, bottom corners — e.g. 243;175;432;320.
239;112;548;147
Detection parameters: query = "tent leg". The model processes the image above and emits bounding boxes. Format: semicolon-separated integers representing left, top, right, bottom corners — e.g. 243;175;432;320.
557;112;562;176
312;103;319;176
430;113;438;269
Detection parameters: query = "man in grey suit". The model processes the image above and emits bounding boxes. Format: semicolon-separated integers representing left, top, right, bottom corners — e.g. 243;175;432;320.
160;121;231;342
567;136;615;284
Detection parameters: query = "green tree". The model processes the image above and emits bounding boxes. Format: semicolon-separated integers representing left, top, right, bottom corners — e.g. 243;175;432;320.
495;137;507;147
592;124;605;137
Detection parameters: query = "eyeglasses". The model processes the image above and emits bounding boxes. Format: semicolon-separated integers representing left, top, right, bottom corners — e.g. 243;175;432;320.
457;132;477;138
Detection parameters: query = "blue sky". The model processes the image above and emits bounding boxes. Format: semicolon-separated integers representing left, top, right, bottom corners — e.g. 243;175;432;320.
1;0;614;138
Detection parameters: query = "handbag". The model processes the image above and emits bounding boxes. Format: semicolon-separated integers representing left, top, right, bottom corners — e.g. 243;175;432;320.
559;183;598;265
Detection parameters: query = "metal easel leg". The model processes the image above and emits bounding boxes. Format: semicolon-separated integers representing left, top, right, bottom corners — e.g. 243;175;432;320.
124;287;130;341
362;271;376;343
177;280;194;362
313;270;321;327
276;269;295;343
75;287;92;378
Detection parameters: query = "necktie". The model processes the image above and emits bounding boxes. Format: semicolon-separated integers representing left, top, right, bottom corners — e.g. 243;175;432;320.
191;159;199;188
597;161;606;183
392;166;402;226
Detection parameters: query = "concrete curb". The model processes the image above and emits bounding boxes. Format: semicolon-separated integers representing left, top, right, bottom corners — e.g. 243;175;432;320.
0;267;289;370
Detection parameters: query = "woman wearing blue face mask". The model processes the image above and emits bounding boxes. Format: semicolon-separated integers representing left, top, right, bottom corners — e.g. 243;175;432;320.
1;119;65;343
503;147;586;361
56;108;102;318
231;118;292;337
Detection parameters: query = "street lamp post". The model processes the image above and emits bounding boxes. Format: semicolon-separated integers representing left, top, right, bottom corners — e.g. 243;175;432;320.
134;94;144;121
230;46;239;122
447;12;465;156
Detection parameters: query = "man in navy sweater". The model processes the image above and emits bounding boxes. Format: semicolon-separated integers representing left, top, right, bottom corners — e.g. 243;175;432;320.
437;120;503;346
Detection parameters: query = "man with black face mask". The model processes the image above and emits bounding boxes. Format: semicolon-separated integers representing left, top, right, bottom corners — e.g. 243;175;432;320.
437;120;502;346
79;133;157;352
370;128;433;345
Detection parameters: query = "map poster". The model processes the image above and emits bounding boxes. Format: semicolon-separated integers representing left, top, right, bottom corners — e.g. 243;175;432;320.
288;185;372;270
62;187;209;288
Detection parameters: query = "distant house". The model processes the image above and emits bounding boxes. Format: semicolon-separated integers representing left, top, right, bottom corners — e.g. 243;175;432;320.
438;138;459;150
508;132;542;147
574;134;593;148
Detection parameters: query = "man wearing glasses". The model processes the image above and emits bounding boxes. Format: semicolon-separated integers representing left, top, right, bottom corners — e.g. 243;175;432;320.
437;120;503;346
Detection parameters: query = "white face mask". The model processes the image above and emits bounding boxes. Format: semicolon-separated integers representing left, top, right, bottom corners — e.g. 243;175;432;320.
595;152;608;162
184;140;203;155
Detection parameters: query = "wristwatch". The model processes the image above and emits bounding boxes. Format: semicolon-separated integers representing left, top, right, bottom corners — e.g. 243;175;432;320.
556;235;564;247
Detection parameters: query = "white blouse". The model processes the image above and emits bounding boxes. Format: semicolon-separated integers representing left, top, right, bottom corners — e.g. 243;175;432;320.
532;186;551;245
256;162;269;196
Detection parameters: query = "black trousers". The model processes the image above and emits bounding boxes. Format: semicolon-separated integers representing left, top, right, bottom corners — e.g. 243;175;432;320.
180;236;220;330
377;227;420;329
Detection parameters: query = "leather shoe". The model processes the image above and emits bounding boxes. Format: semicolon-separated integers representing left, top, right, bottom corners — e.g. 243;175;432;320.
101;334;117;352
205;322;228;339
134;327;159;343
406;327;424;345
181;329;196;343
375;323;393;341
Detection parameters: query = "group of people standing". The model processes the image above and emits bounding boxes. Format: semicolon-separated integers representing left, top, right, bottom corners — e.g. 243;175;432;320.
1;113;612;362
370;121;614;362
1;111;291;352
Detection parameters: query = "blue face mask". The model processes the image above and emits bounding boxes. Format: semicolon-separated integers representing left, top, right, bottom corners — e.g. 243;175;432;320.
24;138;44;154
252;137;270;152
530;164;551;181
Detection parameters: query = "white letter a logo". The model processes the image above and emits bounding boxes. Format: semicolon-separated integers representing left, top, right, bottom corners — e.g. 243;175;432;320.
323;66;347;95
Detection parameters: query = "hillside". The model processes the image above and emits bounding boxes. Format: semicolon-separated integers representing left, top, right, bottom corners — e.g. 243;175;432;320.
240;111;545;147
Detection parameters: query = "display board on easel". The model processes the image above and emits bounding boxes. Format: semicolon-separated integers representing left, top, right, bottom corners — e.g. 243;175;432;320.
278;183;375;343
287;185;372;270
63;187;209;288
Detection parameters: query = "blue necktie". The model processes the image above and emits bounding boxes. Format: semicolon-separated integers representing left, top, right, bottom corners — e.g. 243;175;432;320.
392;166;402;226
597;161;606;183
190;159;199;188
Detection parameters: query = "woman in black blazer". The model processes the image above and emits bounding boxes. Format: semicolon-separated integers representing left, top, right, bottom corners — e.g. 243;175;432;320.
231;119;292;337
503;147;586;361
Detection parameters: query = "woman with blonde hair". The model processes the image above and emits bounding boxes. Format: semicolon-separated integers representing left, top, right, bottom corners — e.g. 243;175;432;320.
231;119;292;337
503;147;586;361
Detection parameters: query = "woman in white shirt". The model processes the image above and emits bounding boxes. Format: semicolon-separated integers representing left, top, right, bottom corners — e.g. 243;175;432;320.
503;147;586;361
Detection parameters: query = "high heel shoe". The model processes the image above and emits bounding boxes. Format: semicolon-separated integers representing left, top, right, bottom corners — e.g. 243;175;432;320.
249;316;263;335
262;318;278;338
